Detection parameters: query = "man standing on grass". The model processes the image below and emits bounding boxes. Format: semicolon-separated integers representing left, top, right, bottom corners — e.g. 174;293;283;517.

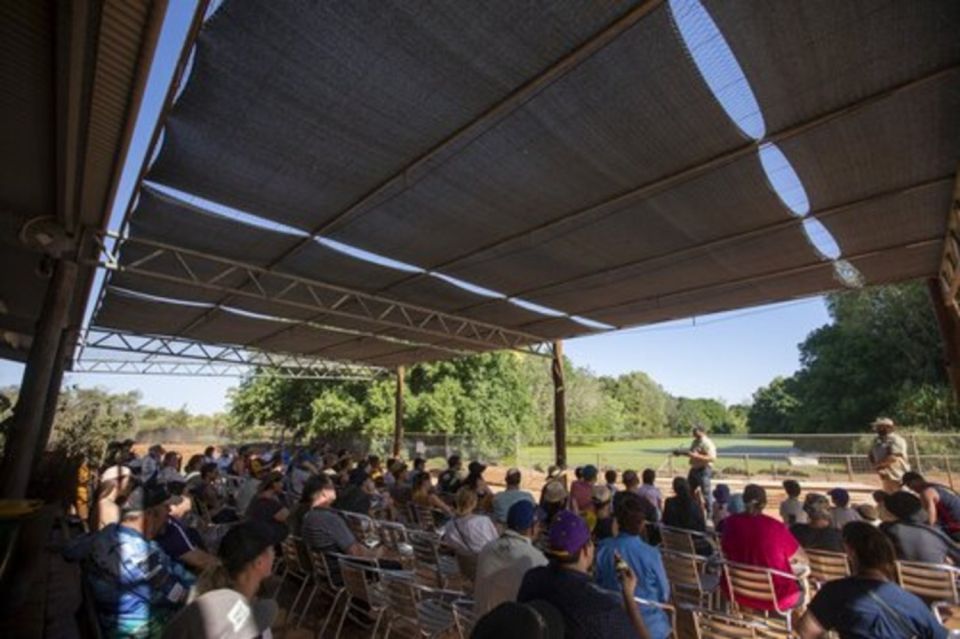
682;426;717;514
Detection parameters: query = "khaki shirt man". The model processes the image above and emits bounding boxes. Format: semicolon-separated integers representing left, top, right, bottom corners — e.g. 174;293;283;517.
689;431;717;470
867;417;910;493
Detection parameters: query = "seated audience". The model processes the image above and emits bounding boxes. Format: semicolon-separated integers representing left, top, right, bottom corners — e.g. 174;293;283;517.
662;477;707;540
829;488;861;529
156;451;186;485
437;454;464;494
712;483;731;529
857;504;880;527
797;521;946;639
570;465;598;515
471;601;565;639
540;479;569;525
333;467;373;514
83;485;195;637
442;486;498;555
245;470;289;542
902;471;960;541
93;464;133;530
464;461;495;512
596;493;671;639
301;473;378;567
165;521;279;639
193;462;238;523
590;484;616;540
289;475;325;537
493;468;536;524
154;493;217;573
881;491;960;564
790;493;844;552
721;484;807;613
411;472;453;524
635;469;663;516
780;479;808;525
474;501;548;617
234;470;262;514
605;469;619;498
518;510;651;639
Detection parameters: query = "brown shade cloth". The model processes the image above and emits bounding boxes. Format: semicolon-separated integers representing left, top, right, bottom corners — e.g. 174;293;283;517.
148;0;647;231
703;0;960;132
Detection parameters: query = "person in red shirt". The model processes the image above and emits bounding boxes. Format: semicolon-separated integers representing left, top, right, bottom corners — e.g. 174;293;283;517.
569;465;598;515
720;484;808;613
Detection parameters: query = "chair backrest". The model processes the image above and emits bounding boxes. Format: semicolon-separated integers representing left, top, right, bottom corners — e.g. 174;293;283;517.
805;549;850;585
336;556;375;604
377;520;410;551
342;511;376;545
693;610;758;639
661;549;704;592
409;530;442;567
660;525;699;555
280;535;308;575
413;503;438;532
308;548;339;590
382;571;421;619
452;598;475;639
725;563;778;611
896;560;960;604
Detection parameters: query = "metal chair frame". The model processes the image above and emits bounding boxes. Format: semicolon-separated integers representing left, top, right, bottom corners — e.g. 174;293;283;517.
273;535;314;628
381;571;464;638
330;553;411;639
408;529;460;589
722;561;805;635
304;548;347;639
804;549;851;589
895;559;960;624
660;549;722;609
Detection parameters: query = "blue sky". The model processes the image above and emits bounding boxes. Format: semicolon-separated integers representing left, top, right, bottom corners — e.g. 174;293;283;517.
0;1;837;413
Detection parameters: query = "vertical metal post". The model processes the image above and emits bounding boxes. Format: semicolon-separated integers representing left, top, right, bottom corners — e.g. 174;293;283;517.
927;277;960;401
0;260;78;498
392;365;404;458
744;454;750;477
845;456;855;482
946;455;955;491
552;340;566;468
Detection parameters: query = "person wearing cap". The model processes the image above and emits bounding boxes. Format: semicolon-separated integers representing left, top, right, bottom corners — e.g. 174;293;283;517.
902;470;960;541
438;454;464;495
164;521;279;639
720;484;808;614
596;493;671;639
868;417;910;493
493;468;535;524
518;510;651;639
474;500;549;617
588;484;615;540
880;491;960;565
828;488;862;529
93;464;134;530
471;601;566;639
245;470;289;542
441;486;499;555
569;464;598;515
540;478;569;525
790;494;844;552
83;484;195;637
682;425;717;514
780;480;808;526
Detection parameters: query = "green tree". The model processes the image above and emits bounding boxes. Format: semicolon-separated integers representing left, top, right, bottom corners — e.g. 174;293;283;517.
599;371;673;436
747;376;800;433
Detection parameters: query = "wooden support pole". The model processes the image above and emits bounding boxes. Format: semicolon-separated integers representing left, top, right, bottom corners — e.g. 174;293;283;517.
31;329;74;472
926;277;960;400
0;260;78;498
552;341;566;468
393;365;404;458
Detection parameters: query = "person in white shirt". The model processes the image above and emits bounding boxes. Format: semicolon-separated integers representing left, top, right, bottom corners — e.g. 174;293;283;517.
828;488;861;529
157;451;187;486
492;468;535;524
780;480;809;525
474;500;548;617
442;486;498;555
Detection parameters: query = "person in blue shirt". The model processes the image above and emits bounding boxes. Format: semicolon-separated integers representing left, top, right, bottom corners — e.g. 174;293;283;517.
596;492;671;639
84;485;196;638
797;521;946;639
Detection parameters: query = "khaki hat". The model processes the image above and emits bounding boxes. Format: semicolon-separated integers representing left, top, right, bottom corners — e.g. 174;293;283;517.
871;417;895;428
591;484;612;505
543;480;567;504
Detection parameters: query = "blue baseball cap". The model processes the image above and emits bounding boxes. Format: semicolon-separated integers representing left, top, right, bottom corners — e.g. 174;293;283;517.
507;500;545;532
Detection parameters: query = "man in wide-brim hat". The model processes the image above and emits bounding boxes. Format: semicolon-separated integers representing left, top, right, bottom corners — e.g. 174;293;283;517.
868;417;910;493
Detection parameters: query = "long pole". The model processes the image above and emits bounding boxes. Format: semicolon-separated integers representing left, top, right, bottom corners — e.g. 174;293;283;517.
393;366;404;458
0;260;78;497
552;341;566;468
927;277;960;400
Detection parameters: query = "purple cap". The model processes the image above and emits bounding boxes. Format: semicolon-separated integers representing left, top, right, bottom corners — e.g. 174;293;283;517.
547;510;591;557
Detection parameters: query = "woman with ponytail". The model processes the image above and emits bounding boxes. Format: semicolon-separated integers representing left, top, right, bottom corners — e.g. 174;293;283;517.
797;521;945;638
720;484;808;613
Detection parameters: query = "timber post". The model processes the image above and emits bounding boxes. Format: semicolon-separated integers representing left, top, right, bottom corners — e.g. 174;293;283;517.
393;365;404;458
927;277;960;400
552;340;566;468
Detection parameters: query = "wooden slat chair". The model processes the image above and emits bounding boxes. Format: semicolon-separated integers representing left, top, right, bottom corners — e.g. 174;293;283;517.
409;530;460;589
452;598;475;639
661;549;721;609
660;524;718;558
410;502;444;533
805;549;850;589
273;535;314;628
896;560;960;624
692;610;762;639
305;549;347;639
330;554;408;639
381;571;462;638
723;561;805;636
340;510;379;548
634;597;677;638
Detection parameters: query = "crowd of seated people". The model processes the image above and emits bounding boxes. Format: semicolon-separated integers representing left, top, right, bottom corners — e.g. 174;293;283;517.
63;431;960;639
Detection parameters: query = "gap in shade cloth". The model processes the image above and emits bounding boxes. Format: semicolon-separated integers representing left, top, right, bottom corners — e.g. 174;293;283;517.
173;47;196;104
668;0;765;141
758;143;809;217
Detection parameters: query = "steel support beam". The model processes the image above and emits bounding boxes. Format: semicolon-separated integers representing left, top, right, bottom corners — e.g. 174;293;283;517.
71;358;378;379
89;232;554;358
0;260;78;498
393;366;404;458
552;340;566;468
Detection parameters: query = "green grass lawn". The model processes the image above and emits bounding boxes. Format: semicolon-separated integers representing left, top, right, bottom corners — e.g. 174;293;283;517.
515;436;796;472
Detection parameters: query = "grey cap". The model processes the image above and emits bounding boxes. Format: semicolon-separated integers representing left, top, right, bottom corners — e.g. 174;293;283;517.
162;589;277;639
